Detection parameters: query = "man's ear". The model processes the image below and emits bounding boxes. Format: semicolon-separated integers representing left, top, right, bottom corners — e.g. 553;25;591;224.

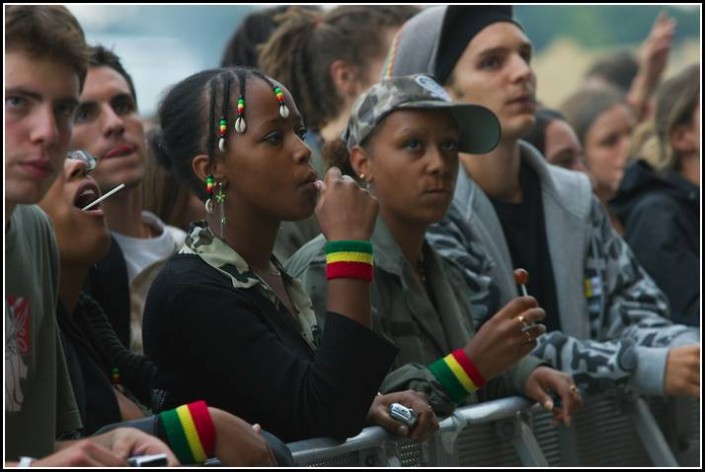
330;59;362;98
350;146;373;183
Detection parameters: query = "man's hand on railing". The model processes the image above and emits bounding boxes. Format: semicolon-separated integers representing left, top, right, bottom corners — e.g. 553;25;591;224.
664;344;700;398
523;366;583;426
366;390;439;442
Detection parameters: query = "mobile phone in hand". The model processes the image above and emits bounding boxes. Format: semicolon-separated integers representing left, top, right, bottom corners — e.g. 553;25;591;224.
127;453;169;467
388;402;418;427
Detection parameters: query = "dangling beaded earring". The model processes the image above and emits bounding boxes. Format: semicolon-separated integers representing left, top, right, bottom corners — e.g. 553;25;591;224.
234;95;246;133
204;175;215;214
273;85;290;118
215;182;227;239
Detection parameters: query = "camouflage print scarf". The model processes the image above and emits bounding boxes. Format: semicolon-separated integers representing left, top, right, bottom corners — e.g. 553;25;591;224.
182;222;319;349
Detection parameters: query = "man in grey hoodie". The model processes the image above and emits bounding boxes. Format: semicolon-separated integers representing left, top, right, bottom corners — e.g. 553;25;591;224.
386;5;699;399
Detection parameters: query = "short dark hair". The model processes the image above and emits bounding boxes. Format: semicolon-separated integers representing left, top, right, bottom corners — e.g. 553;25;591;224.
585;50;639;92
560;85;626;145
5;5;89;89
88;45;138;104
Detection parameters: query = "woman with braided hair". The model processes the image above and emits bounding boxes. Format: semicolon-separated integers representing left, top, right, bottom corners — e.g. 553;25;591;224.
143;67;439;443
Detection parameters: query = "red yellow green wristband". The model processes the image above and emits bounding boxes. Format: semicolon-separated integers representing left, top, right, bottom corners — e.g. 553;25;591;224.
325;240;374;281
428;349;486;402
158;400;215;464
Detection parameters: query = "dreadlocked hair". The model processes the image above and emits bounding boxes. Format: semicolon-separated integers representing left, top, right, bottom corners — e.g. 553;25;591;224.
259;5;419;131
220;6;322;68
152;66;281;201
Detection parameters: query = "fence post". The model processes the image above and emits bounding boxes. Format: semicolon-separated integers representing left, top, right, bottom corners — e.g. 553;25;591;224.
629;398;678;467
496;413;549;466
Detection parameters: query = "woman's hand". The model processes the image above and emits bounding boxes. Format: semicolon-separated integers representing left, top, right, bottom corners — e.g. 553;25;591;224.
524;366;583;426
316;167;378;242
88;427;180;466
366;391;439;442
465;296;546;381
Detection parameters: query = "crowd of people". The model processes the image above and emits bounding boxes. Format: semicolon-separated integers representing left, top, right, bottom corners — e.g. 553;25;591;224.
5;4;699;467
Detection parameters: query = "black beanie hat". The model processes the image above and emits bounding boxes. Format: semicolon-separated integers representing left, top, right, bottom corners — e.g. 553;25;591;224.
435;6;522;85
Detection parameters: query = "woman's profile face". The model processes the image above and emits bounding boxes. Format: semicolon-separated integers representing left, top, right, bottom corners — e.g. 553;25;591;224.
365;109;460;228
583;103;634;201
221;79;316;222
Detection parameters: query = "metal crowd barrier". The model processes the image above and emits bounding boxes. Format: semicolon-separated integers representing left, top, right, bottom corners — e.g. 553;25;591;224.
287;397;545;467
647;396;700;466
285;392;700;467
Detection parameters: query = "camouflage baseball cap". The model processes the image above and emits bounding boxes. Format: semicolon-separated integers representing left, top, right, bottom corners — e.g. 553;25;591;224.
343;74;500;154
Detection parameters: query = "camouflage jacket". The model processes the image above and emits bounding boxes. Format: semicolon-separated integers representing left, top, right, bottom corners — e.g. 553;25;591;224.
286;216;543;416
428;142;698;397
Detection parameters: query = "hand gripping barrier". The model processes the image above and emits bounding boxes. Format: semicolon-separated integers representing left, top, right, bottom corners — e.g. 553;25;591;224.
284;392;697;467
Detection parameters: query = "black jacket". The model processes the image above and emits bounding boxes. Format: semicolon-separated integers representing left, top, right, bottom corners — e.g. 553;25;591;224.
58;293;156;435
84;235;131;347
143;253;398;442
611;160;699;326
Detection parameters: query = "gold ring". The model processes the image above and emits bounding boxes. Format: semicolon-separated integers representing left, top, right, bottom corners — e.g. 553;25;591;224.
523;330;533;344
569;385;579;393
517;315;525;324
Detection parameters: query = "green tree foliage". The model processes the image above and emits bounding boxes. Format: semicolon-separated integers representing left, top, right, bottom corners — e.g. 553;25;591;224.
515;5;700;51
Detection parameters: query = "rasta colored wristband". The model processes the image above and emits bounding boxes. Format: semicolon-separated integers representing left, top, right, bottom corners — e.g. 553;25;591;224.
325;240;374;281
158;400;215;464
428;349;486;403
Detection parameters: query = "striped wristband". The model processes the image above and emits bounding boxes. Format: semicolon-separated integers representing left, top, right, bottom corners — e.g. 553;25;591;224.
428;349;486;402
158;401;216;464
325;240;374;281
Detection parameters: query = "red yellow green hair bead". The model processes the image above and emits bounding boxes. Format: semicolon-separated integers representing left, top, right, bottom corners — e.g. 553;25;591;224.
218;76;232;153
235;96;246;133
274;85;290;118
218;118;227;152
205;175;215;214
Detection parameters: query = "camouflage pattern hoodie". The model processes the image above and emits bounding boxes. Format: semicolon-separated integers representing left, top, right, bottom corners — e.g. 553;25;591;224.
428;142;698;397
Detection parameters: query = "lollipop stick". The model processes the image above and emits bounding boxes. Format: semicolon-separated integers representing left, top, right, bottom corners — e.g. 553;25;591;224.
82;183;126;210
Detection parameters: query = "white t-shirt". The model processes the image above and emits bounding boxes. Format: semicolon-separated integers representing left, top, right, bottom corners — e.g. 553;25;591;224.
112;211;185;283
112;211;186;352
